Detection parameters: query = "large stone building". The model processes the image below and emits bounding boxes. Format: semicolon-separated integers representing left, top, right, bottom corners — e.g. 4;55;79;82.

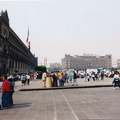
49;63;61;69
49;62;61;72
0;10;38;76
117;59;120;68
61;54;112;70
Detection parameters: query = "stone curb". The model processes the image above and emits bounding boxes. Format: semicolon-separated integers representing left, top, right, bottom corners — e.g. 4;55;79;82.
19;85;113;91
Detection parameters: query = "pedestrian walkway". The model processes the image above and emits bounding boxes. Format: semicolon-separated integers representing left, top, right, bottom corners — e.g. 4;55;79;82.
13;77;113;91
1;77;119;120
0;77;113;98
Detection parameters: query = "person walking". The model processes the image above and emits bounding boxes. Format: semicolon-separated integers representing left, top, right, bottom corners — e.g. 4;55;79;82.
112;72;120;89
1;75;11;109
72;71;78;86
26;74;30;85
33;73;37;82
21;74;26;86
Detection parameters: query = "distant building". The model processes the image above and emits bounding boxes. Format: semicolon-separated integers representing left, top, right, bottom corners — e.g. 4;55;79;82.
61;54;112;70
112;59;117;68
117;59;120;68
49;63;61;69
0;10;38;76
44;58;47;67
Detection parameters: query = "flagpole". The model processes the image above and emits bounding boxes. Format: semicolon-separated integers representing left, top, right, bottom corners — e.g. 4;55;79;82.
26;25;31;74
26;25;29;43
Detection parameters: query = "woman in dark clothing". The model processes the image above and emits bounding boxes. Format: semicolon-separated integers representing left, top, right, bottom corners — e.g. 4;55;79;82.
112;72;120;89
72;71;78;86
52;72;58;87
8;78;15;106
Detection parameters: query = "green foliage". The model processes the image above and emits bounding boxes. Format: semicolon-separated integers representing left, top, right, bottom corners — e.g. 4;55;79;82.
35;65;46;72
14;70;19;73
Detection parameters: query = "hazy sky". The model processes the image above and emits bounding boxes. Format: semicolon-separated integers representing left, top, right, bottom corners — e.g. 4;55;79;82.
1;0;120;66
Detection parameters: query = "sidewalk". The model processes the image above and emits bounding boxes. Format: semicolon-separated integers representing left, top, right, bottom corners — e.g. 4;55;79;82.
1;77;120;120
0;77;113;97
14;77;113;91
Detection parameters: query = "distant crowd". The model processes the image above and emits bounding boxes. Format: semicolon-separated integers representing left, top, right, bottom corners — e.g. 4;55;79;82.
41;69;120;89
41;70;112;87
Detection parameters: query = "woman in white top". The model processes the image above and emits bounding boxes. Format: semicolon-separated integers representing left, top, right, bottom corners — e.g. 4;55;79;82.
112;72;120;89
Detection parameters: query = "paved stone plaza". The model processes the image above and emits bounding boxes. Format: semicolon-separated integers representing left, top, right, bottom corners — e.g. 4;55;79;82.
0;78;120;120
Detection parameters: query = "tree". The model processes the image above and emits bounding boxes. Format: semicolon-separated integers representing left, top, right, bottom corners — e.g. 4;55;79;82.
35;65;46;72
14;70;19;73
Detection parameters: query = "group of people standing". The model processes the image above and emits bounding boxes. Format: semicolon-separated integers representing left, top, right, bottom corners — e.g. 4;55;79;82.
42;70;78;87
0;75;15;109
20;74;31;86
83;71;105;82
20;73;38;86
0;73;37;109
1;69;119;109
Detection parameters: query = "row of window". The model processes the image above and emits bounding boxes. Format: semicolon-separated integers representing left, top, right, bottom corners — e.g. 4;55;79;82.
9;60;28;69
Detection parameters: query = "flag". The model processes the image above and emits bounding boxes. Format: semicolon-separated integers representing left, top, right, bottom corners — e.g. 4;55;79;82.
26;27;29;42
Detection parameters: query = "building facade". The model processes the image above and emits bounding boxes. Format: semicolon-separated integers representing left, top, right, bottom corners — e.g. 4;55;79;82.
49;63;61;69
117;59;120;68
48;62;61;72
0;10;38;76
61;54;112;70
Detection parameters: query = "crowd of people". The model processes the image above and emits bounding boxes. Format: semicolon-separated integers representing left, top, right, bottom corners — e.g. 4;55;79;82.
42;70;105;87
0;73;38;110
82;71;105;82
41;70;106;87
0;69;120;110
41;69;120;89
42;71;79;87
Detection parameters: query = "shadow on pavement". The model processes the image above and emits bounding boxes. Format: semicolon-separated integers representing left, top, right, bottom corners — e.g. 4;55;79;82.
19;84;113;91
11;103;32;109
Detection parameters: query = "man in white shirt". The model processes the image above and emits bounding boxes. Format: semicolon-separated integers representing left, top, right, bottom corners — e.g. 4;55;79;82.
42;72;47;87
26;74;30;85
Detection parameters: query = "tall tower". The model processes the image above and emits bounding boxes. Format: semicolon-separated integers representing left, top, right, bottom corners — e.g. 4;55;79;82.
44;58;47;67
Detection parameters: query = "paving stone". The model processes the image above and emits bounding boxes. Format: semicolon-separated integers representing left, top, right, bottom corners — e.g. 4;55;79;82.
56;112;67;120
0;78;120;120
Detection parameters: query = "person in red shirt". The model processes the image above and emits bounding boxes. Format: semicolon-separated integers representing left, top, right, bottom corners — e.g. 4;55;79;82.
1;75;11;109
